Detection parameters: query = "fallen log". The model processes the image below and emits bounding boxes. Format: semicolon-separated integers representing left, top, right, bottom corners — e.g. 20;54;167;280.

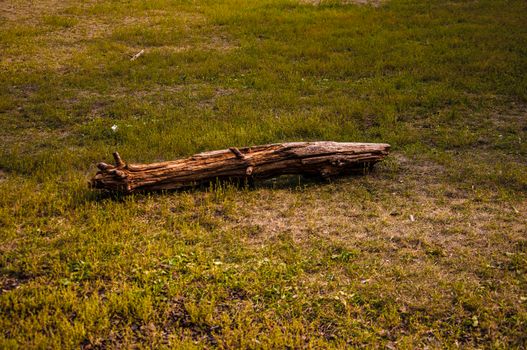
90;141;390;193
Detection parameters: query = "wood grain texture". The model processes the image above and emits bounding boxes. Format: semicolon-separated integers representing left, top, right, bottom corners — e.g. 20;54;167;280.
90;142;390;193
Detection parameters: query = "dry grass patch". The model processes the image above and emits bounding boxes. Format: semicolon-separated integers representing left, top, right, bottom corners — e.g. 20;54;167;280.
232;154;525;257
0;0;77;22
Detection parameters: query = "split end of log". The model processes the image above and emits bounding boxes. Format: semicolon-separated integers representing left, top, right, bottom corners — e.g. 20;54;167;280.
96;162;112;171
89;151;127;189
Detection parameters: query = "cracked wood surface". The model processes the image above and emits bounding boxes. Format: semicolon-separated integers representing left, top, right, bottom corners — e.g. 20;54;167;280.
90;141;390;193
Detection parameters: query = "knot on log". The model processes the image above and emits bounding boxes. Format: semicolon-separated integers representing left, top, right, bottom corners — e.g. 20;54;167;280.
230;147;256;176
229;147;245;159
113;152;125;168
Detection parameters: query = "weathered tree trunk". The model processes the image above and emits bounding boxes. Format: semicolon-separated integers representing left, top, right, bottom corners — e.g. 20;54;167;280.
90;141;390;193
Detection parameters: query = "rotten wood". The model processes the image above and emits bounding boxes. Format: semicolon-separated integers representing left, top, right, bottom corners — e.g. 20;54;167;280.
90;141;390;193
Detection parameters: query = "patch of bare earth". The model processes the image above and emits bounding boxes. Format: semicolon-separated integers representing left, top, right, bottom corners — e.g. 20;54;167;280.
0;275;31;295
0;0;76;22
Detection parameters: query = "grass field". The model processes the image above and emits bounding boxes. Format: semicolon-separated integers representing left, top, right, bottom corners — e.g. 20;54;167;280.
1;0;526;348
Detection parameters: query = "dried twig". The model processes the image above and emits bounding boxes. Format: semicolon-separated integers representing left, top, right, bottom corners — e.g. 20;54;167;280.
130;49;145;61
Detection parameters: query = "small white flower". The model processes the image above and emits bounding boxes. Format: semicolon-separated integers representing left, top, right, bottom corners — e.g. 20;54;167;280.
111;124;118;132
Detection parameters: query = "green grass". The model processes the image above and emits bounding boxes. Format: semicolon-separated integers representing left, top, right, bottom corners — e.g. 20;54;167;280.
1;0;526;348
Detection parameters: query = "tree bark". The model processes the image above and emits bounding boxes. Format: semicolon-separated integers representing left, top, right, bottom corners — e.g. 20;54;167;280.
90;141;390;193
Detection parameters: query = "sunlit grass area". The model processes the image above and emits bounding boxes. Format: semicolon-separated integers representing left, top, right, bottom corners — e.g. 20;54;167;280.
1;0;526;348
